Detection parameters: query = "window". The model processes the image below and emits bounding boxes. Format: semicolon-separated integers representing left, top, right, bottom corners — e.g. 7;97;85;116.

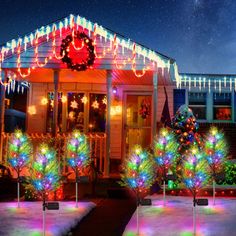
67;93;85;132
46;92;63;132
89;93;106;132
173;89;185;114
188;92;206;119
213;93;231;120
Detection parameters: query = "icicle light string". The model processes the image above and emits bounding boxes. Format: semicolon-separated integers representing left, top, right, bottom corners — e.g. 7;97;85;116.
35;32;49;67
1;14;167;84
180;75;236;93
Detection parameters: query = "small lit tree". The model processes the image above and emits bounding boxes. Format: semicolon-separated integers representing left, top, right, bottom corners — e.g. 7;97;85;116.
120;145;155;235
31;143;60;236
7;129;32;207
204;126;228;205
183;144;209;235
154;128;179;205
66;130;90;208
31;143;60;199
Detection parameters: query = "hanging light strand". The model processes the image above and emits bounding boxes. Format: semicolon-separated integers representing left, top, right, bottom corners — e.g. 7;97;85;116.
34;32;49;67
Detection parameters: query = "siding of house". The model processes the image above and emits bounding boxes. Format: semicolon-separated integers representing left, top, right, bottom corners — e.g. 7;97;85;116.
27;83;174;159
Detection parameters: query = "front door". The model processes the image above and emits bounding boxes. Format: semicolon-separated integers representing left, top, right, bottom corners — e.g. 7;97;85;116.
123;93;152;157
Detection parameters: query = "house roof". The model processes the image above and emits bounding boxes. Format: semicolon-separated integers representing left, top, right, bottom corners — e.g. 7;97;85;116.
0;14;175;72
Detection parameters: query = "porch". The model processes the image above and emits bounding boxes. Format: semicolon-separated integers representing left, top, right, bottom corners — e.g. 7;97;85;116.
0;14;177;177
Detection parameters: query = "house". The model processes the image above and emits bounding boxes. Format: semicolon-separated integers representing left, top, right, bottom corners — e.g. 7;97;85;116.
0;14;235;177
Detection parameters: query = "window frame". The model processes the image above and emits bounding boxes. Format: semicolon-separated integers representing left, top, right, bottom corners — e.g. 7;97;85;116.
188;91;207;121
213;92;232;122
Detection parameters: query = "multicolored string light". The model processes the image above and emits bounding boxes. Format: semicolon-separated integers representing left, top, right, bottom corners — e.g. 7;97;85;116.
120;145;155;195
204;126;228;175
66;130;90;172
7;129;32;177
171;105;202;154
204;126;228;205
183;144;209;196
154;128;179;178
31;143;60;195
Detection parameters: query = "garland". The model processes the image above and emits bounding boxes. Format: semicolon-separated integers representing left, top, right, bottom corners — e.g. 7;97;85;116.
60;31;95;71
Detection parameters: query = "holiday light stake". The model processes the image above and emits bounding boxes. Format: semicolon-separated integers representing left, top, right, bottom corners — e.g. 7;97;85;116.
7;129;32;207
204;126;228;205
66;130;90;208
31;143;60;236
183;144;209;235
119;145;155;235
154;128;179;205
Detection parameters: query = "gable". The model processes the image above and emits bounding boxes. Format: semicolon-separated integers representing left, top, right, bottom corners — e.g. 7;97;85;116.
0;14;174;83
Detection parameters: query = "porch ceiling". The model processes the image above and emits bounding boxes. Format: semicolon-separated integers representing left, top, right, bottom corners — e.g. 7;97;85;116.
15;68;173;86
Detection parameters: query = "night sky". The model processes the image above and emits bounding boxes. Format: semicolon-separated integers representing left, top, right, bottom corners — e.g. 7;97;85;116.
0;0;236;74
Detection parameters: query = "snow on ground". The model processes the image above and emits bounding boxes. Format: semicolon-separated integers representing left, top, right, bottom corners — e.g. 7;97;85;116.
0;201;95;236
123;195;236;236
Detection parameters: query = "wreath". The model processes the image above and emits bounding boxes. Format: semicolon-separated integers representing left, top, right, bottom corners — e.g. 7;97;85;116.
60;31;95;71
139;98;151;119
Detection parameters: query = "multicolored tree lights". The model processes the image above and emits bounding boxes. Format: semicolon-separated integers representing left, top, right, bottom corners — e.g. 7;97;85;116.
30;143;60;236
66;130;90;207
154;128;179;205
120;145;155;235
183;144;209;196
204;126;228;205
171;105;201;154
183;143;209;234
7;129;32;207
31;143;60;196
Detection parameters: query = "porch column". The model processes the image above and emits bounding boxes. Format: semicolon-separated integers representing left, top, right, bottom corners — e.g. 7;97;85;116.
105;70;112;177
0;70;5;162
52;69;59;136
152;71;158;143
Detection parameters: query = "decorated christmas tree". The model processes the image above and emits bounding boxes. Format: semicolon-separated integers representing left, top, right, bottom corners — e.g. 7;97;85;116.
7;129;32;207
66;129;90;207
204;126;228;205
171;105;201;154
154;128;179;205
120;145;155;235
31;143;60;199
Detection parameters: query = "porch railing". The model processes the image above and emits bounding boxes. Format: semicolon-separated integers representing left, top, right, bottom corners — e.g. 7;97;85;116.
1;132;107;175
